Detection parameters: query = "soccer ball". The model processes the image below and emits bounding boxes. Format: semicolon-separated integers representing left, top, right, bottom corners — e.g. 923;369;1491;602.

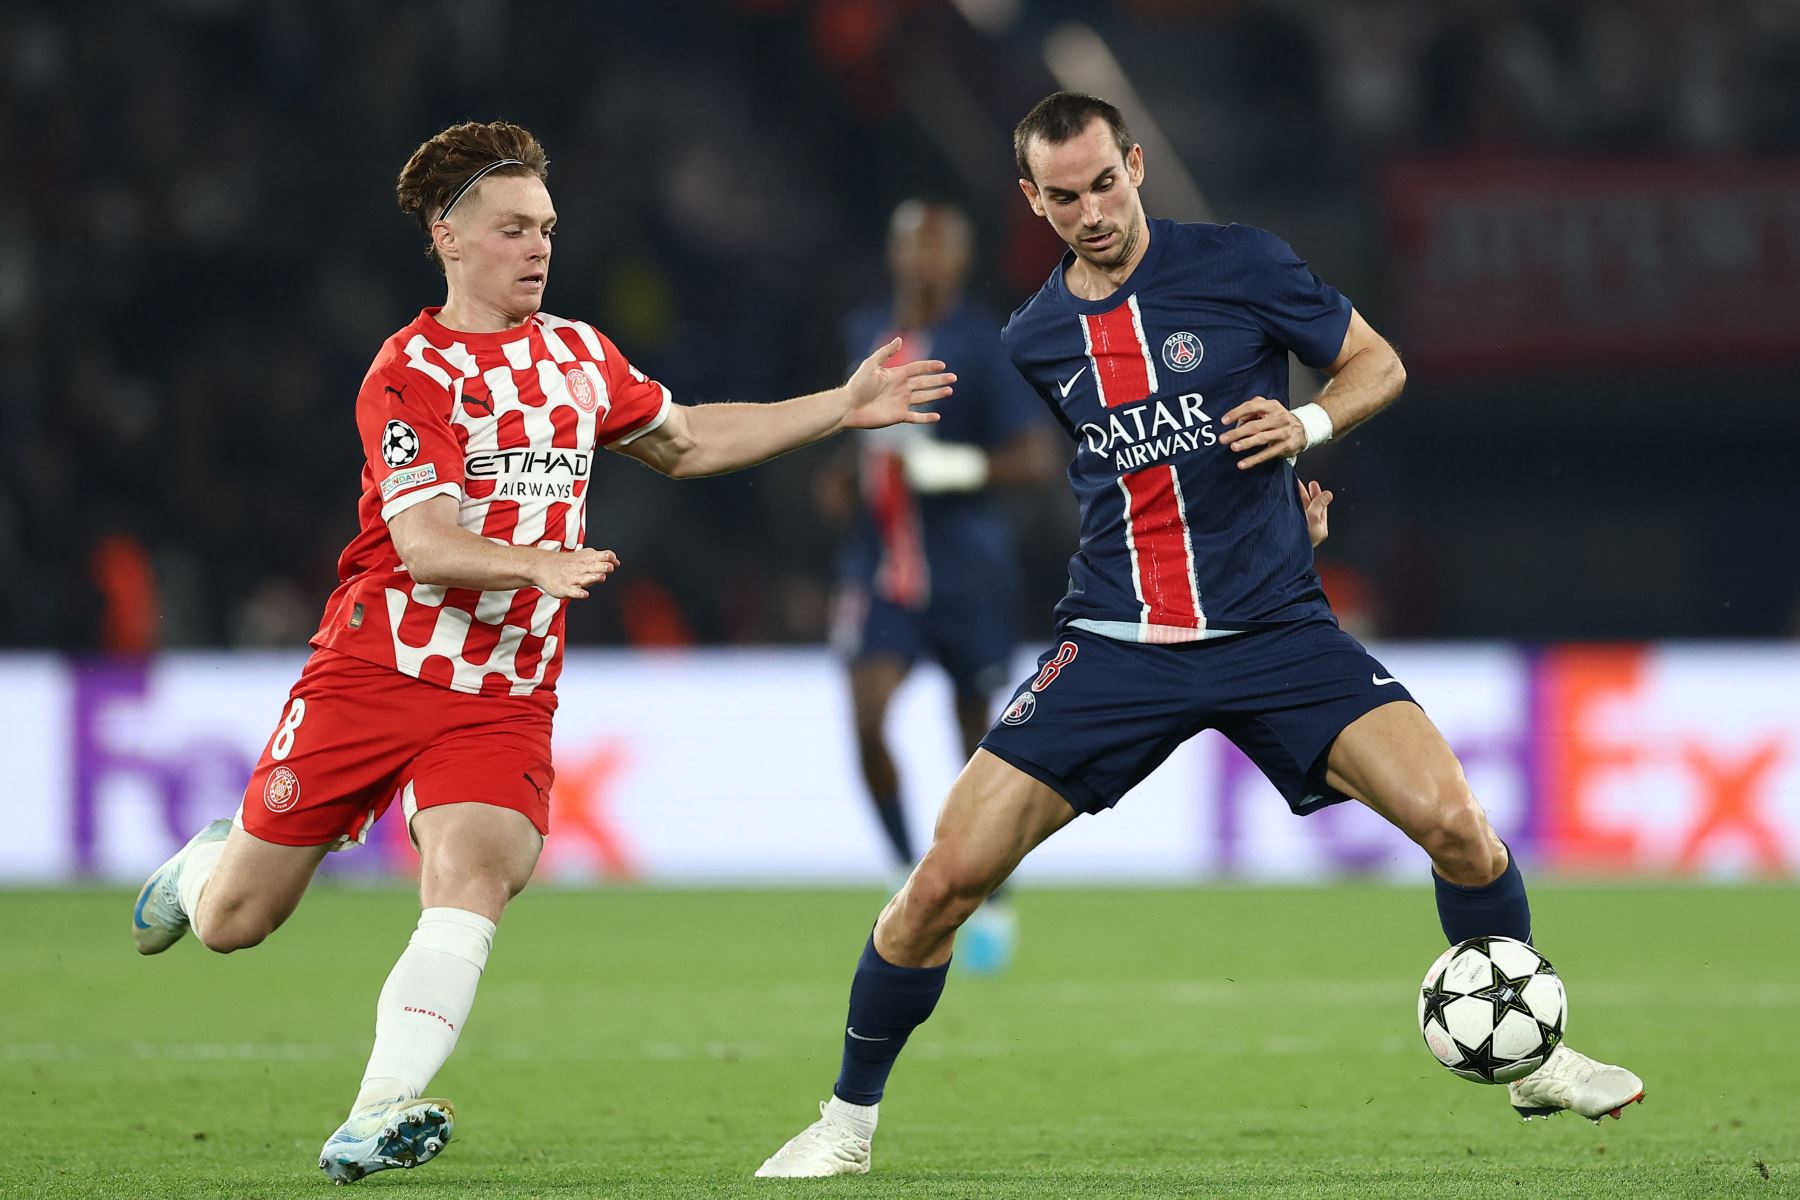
1417;936;1566;1084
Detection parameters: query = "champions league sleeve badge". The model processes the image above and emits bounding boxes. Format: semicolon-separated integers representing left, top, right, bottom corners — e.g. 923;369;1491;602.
382;419;421;468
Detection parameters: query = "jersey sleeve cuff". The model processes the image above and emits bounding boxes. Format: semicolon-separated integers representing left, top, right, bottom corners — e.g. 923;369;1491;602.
381;481;462;523
606;388;673;447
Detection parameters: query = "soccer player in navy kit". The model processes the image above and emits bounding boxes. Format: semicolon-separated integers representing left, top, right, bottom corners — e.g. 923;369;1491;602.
826;201;1057;971
756;93;1642;1177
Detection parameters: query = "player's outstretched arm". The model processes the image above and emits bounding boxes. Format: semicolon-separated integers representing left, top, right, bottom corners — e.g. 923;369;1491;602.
389;496;619;599
1221;309;1406;470
1300;478;1333;547
612;339;954;479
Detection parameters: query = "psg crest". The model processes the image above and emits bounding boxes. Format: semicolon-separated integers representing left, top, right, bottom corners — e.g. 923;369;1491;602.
1001;692;1036;726
1162;331;1204;372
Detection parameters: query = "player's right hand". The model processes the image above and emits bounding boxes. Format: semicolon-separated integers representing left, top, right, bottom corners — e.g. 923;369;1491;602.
841;338;955;430
534;547;619;599
1300;478;1333;547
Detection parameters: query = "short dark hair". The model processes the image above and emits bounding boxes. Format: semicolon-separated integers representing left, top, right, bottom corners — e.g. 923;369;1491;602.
1013;92;1134;182
395;121;550;268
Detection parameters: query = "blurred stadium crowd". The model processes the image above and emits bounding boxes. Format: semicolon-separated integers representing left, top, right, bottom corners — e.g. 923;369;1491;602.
3;0;1796;652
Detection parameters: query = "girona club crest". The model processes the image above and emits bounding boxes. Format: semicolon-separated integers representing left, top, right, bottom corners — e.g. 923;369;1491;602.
564;366;598;413
1162;331;1204;372
264;765;300;813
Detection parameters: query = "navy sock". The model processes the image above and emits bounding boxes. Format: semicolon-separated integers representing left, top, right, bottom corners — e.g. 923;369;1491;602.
833;936;949;1105
870;793;914;865
1433;844;1532;944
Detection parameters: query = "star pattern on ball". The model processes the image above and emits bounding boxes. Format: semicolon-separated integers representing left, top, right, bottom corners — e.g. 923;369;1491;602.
1419;975;1457;1031
1471;960;1539;1026
1451;1032;1508;1084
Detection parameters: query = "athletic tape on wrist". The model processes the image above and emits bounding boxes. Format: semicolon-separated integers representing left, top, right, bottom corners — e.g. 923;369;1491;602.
1292;402;1334;451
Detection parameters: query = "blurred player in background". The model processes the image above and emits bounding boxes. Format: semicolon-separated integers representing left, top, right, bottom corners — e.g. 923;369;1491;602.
128;119;953;1185
821;200;1058;971
756;92;1642;1178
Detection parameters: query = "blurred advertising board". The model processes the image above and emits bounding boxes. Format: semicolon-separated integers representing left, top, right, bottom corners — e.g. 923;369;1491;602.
3;644;1795;885
1384;158;1800;370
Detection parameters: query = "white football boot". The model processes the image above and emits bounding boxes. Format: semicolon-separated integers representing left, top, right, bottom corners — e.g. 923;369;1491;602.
1509;1044;1644;1122
319;1096;456;1184
131;818;233;955
754;1101;872;1178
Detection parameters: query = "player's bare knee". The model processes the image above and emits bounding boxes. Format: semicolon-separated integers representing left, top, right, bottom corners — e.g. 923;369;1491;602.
194;902;274;954
902;859;987;931
1421;788;1500;884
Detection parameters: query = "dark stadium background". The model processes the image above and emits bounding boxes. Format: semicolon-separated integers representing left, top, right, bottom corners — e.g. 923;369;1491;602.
5;8;1798;1196
4;0;1796;654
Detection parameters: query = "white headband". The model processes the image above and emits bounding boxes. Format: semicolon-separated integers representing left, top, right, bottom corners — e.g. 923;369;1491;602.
438;159;527;220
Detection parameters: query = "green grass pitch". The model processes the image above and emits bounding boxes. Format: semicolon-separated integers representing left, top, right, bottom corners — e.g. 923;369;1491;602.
3;884;1794;1198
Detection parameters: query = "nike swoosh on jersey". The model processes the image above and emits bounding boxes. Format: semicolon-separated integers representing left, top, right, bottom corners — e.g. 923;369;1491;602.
1372;674;1401;686
1057;367;1088;398
846;1027;890;1042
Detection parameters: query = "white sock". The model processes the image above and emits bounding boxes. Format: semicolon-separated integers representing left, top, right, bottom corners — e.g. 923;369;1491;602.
825;1095;878;1138
175;838;227;941
352;907;496;1112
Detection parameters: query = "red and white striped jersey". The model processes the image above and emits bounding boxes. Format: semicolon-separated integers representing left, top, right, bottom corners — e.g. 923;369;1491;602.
1001;220;1352;641
312;307;671;696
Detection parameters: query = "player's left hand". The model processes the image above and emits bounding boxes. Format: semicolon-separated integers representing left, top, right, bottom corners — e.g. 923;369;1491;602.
1221;396;1305;469
841;338;956;431
1299;478;1333;547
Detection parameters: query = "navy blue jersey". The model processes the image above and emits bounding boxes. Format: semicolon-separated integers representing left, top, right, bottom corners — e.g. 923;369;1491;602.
840;298;1045;607
1002;219;1351;640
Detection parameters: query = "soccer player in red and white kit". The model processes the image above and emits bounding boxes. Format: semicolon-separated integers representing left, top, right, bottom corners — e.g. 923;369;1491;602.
128;120;954;1184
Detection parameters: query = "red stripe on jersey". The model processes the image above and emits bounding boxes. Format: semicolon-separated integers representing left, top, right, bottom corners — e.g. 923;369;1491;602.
418;342;463;386
418;654;456;691
540;501;568;546
462;615;501;665
1119;467;1201;628
549;404;579;447
549;326;587;362
396;594;446;647
866;450;928;606
482;499;520;542
497;410;529;449
457;425;489;498
515;630;548;684
516;336;551;407
504;589;542;626
1082;303;1153;408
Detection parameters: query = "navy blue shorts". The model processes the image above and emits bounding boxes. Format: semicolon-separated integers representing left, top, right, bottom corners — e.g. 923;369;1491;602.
835;584;1015;700
978;619;1416;816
